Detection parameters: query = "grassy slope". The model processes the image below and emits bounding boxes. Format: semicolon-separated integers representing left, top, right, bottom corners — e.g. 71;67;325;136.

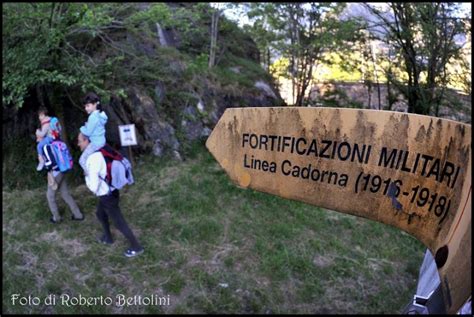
2;142;425;314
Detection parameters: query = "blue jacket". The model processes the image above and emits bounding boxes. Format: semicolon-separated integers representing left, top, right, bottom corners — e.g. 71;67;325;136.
80;110;108;146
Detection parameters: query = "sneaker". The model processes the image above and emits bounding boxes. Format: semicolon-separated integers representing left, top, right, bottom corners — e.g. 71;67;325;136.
36;161;45;171
97;235;114;245
71;215;85;221
50;216;61;224
124;248;144;258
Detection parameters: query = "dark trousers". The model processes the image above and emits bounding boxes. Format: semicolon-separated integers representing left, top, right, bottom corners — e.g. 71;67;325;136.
96;190;141;250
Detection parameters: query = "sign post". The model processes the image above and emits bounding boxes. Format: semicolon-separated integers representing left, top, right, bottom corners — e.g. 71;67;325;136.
118;124;138;167
206;107;471;314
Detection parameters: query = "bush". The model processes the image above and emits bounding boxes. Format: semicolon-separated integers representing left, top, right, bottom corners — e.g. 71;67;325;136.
3;137;85;190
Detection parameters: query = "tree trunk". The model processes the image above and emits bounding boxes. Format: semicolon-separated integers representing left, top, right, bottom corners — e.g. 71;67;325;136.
209;10;219;68
367;81;372;109
36;85;46;109
288;5;299;106
386;81;391;111
295;57;313;107
409;88;422;114
267;47;270;73
369;41;382;110
373;65;381;110
376;82;381;110
413;75;426;115
290;56;296;106
386;79;394;111
406;61;416;113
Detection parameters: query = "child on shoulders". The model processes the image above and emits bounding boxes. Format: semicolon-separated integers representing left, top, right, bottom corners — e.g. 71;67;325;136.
79;92;108;174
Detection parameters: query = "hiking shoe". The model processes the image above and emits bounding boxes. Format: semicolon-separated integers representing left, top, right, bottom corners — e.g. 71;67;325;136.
124;248;144;258
71;215;85;221
97;235;114;245
50;216;61;224
36;161;45;171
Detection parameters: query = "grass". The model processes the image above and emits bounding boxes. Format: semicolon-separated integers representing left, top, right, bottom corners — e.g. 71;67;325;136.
2;141;425;314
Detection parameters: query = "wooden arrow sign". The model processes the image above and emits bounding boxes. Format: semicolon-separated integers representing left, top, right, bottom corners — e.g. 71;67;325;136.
206;107;471;314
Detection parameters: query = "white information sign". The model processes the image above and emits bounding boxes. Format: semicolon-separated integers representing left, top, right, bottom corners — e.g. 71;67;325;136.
119;124;137;146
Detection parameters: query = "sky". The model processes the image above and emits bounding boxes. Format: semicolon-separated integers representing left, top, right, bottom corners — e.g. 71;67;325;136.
215;2;472;28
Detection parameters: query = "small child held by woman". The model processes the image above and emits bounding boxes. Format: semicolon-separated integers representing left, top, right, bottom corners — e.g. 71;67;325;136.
79;92;108;175
35;107;53;171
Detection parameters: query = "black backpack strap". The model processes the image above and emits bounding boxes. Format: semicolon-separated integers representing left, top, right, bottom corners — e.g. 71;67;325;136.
99;175;115;195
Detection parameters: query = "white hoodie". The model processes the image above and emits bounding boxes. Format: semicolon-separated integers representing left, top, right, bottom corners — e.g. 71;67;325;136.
85;151;110;196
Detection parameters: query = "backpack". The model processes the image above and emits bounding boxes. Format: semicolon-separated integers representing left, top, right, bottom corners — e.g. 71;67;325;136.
49;117;62;140
43;143;58;172
43;140;74;173
97;144;134;190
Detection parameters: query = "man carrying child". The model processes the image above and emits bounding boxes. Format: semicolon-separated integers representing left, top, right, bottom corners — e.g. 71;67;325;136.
35;107;84;223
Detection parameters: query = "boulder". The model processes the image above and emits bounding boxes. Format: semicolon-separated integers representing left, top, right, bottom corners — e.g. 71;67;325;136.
181;105;204;141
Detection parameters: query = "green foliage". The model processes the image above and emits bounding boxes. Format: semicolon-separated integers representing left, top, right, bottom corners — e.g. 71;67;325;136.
167;4;212;56
216;16;259;64
185;53;210;78
241;3;363;106
2;3;173;109
365;3;470;115
213;68;250;90
75;4;115;32
2;138;45;190
2;2;274;119
125;3;172;27
2;137;85;191
2;3;115;109
214;54;270;90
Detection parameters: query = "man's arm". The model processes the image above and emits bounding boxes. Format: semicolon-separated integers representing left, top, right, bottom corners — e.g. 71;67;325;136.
86;153;105;195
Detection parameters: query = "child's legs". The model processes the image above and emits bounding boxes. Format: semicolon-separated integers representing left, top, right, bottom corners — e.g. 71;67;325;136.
79;143;103;172
37;137;53;156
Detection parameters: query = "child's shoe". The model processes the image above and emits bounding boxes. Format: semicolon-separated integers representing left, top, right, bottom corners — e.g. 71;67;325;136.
36;161;45;171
